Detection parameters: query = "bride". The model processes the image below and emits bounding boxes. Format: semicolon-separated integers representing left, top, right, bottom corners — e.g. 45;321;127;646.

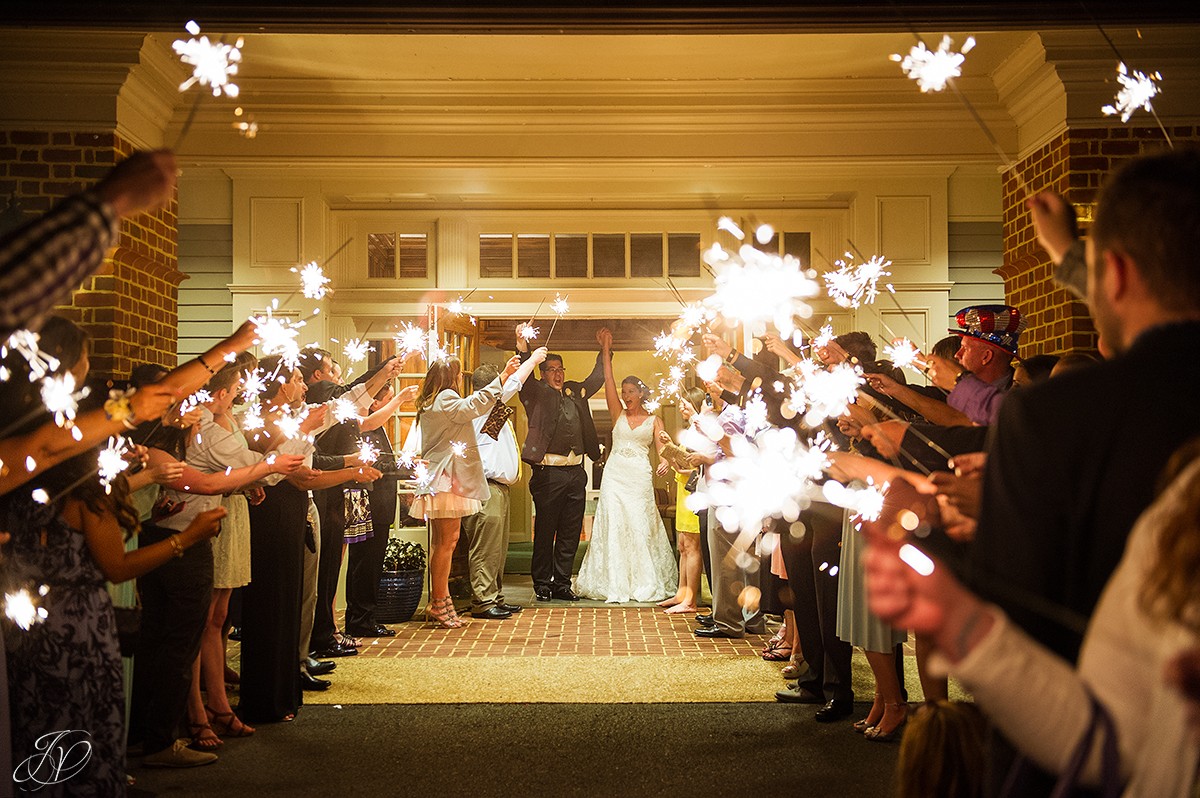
575;329;679;603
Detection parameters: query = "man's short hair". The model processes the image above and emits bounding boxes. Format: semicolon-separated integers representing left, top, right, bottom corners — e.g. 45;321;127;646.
1093;147;1200;315
540;354;564;372
298;347;333;383
930;335;961;361
833;331;877;365
472;363;500;391
129;363;167;388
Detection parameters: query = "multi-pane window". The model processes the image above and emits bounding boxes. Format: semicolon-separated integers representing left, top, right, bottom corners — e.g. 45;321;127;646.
366;232;429;279
478;231;704;280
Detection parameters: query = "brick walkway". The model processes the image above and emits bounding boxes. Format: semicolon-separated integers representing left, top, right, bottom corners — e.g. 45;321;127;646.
348;607;770;658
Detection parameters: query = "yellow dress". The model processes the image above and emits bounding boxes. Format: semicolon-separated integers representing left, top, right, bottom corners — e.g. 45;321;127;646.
674;471;699;534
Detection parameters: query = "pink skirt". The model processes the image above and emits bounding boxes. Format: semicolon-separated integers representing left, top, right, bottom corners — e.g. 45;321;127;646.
410;492;482;520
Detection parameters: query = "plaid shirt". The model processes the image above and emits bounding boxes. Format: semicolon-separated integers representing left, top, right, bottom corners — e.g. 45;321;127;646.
0;190;119;337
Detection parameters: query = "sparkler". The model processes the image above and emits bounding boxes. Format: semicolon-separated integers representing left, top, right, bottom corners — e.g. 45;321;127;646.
899;543;936;576
883;338;923;372
332;397;361;424
891;35;975;94
2;329;59;382
444;288;479;316
171;21;244;149
1102;63;1172;146
4;586;49;631
822;252;894;309
394;323;428;356
544;294;570;346
97;436;132;495
293;261;332;300
785;361;865;427
178;389;213;416
40;373;86;429
275;405;309;440
702;237;820;340
450;441;468;458
249;300;306;371
343;338;374;364
822;478;888;523
519;325;540;342
356;438;380;465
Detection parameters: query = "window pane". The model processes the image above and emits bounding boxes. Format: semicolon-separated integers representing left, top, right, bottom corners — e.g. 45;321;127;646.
479;234;513;278
397;233;427;279
782;231;811;268
630;234;663;278
668;233;701;277
554;234;588;278
517;234;550;279
592;234;626;278
367;233;395;278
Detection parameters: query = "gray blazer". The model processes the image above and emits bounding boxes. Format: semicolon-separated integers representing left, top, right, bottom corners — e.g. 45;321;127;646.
417;377;503;502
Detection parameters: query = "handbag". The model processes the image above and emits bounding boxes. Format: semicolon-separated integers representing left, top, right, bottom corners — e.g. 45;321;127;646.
684;470;700;493
113;605;141;658
480;401;515;440
999;690;1123;798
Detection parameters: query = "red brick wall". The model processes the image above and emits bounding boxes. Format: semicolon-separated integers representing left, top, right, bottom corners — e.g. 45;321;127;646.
0;130;183;378
998;124;1200;357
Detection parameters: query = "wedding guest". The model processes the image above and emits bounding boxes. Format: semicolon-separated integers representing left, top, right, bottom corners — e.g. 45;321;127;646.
413;349;546;627
657;387;706;615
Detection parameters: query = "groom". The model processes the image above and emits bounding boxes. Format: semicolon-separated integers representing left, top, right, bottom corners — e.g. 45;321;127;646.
515;323;609;601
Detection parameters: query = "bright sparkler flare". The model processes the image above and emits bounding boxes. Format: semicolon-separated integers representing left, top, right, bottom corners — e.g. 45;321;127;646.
551;294;570;316
241;368;269;404
356;438;380;465
899;543;936;576
644;398;661;413
1102;62;1163;123
519;325;540;342
179;389;213;415
293;261;331;300
812;323;835;350
249;301;306;371
173;20;243;98
702;426;830;536
241;402;265;432
275;406;308;440
822;478;889;523
40;372;85;428
343;338;374;364
703;239;819;340
786;361;865;427
332;397;361;424
98;436;132;495
394;323;428;355
823;253;893;309
4;588;49;631
891;35;976;93
2;329;60;382
446;297;466;315
883;339;923;372
450;441;468;458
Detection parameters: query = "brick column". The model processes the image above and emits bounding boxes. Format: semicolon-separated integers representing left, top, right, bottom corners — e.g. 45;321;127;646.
998;124;1200;356
0;130;184;378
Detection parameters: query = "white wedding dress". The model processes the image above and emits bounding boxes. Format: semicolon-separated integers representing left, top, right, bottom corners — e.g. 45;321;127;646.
575;412;679;603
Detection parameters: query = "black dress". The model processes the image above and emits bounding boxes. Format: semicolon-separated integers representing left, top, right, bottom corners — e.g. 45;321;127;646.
239;480;307;723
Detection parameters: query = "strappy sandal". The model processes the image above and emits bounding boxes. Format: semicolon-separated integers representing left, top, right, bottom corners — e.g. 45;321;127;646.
762;645;793;662
760;628;786;657
206;706;255;738
188;722;222;751
425;597;465;629
335;631;363;649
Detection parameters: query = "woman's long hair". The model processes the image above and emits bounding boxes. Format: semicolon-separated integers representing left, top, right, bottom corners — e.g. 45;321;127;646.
416;357;462;419
894;701;987;798
1140;437;1200;634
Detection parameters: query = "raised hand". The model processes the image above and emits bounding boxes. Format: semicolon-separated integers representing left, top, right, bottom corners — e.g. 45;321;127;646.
268;453;307;475
596;327;613;351
353;466;382;483
182;507;227;544
702;333;732;359
149;460;185;485
1026;191;1079;265
300;405;328;434
94;150;178;218
396;384;419;404
129;383;180;424
500;354;523;381
926;354;963;391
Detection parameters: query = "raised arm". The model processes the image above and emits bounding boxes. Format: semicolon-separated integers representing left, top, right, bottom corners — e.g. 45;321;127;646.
76;499;224;584
360;384;418;432
598;328;622;422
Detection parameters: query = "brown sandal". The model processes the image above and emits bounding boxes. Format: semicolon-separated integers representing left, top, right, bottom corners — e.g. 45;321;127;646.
206;706;255;738
188;722;222;751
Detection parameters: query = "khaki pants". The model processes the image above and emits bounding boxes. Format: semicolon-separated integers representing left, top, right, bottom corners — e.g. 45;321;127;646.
299;497;320;665
460;481;510;611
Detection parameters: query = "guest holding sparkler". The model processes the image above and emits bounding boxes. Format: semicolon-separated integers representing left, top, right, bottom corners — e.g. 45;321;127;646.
412;348;547;627
0;316;226;791
656;387;707;615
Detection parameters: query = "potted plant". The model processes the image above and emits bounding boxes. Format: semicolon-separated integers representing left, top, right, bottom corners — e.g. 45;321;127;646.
376;539;427;624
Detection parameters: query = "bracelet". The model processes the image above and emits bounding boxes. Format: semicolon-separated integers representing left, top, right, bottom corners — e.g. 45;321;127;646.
725;350;738;365
104;389;135;426
168;534;185;558
197;355;217;375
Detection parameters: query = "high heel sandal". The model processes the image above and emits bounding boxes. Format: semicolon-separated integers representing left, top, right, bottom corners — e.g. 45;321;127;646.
864;703;908;742
425;597;465;629
187;722;222;751
206;706;255;738
853;693;884;734
780;658;805;681
760;628;786;657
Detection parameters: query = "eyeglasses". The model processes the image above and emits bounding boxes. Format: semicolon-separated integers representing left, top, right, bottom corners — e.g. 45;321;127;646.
542;367;565;374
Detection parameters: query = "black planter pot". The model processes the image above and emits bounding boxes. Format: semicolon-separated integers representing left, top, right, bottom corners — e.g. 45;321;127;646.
375;569;426;624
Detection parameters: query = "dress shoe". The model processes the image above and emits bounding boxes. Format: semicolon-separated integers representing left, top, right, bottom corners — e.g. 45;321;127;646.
814;698;855;722
143;739;217;768
305;657;336;676
471;606;513;620
774;686;825;704
694;626;741;639
227;626;242;641
534;586;553;602
300;672;330;691
310;641;358;658
695;614;715;627
550;587;581;601
498;603;522;614
347;624;396;638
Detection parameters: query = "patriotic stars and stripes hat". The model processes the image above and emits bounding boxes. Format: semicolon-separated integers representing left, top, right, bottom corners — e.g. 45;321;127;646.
949;304;1027;356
